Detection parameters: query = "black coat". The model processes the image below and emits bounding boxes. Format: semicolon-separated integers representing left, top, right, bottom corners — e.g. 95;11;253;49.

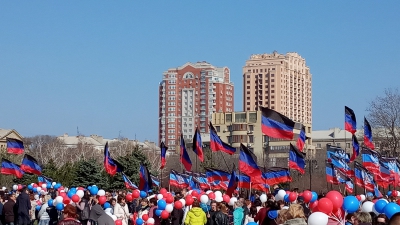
170;209;183;225
16;193;31;225
2;200;16;223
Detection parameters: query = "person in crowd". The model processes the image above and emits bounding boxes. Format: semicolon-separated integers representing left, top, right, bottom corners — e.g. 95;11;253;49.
389;212;400;225
170;198;184;225
184;199;207;225
244;206;257;225
29;194;37;225
89;204;114;225
0;195;4;225
276;201;285;210
113;195;129;225
255;202;270;225
233;201;244;225
277;209;288;225
345;213;356;225
38;195;52;225
354;212;372;225
207;201;217;225
2;193;16;225
148;198;160;225
373;214;388;225
76;191;90;225
214;203;229;225
16;187;31;225
57;204;81;225
181;189;188;198
108;198;116;215
282;204;306;225
47;199;59;225
253;200;262;213
138;198;150;219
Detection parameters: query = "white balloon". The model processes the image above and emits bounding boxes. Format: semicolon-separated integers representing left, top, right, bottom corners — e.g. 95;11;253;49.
34;194;39;200
52;182;56;186
97;189;106;196
2;187;6;191
361;201;374;212
200;195;209;204
157;194;164;200
188;190;193;195
147;218;155;224
111;215;117;221
179;199;186;206
215;196;223;203
64;188;68;192
308;212;329;225
229;197;237;206
55;196;63;204
12;185;18;191
206;190;213;194
37;187;42;192
260;194;267;203
76;190;84;198
215;191;222;197
41;184;47;189
165;204;174;213
360;194;366;202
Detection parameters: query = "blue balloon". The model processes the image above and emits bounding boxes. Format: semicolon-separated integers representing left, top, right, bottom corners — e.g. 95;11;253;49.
343;196;359;213
200;203;210;212
70;187;77;193
33;188;37;193
247;222;258;225
375;199;388;213
310;192;318;203
384;202;400;219
136;218;144;225
90;186;99;195
388;191;392;196
67;192;74;199
56;203;64;211
366;192;373;197
283;194;289;202
28;184;33;190
104;202;111;209
46;183;51;189
155;209;162;217
48;199;53;206
158;199;167;210
35;205;41;211
140;191;147;198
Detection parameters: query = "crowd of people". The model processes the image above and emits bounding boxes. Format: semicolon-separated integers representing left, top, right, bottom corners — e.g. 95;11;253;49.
1;185;400;225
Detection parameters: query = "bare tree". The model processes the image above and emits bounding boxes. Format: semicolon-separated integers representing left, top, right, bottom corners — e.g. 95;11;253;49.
367;88;400;155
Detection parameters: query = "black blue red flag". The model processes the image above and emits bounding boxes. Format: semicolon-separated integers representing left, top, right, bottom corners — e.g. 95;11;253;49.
345;106;357;134
326;162;337;184
239;143;261;177
6;138;24;154
151;175;160;187
139;164;152;192
226;169;238;196
1;158;24;178
238;174;251;189
296;125;307;151
262;167;292;185
122;173;138;190
260;106;295;140
362;147;380;174
169;170;189;189
350;134;360;162
180;134;192;171
21;154;42;175
209;122;236;155
205;167;230;183
103;142;124;176
364;117;375;150
160;141;168;169
192;128;204;162
327;145;350;163
355;162;375;191
289;144;306;174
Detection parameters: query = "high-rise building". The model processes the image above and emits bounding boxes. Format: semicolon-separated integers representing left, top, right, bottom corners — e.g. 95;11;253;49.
159;62;234;151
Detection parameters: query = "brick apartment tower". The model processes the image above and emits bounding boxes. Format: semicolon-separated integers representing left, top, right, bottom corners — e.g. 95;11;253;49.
243;51;312;131
159;62;234;151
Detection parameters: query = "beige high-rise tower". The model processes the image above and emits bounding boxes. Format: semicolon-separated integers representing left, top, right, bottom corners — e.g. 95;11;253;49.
243;51;312;131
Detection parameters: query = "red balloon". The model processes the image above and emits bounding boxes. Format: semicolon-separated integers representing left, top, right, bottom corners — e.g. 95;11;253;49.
185;195;194;205
318;198;333;215
372;199;379;203
160;188;168;195
59;186;64;190
33;184;38;188
191;190;199;197
126;194;133;202
166;196;174;204
356;195;361;201
174;201;183;209
60;192;67;197
63;198;71;204
208;192;215;200
77;187;84;190
393;190;398;197
288;192;297;202
142;214;149;221
71;195;80;203
223;194;230;203
331;207;345;221
98;196;107;205
115;220;123;225
310;200;319;212
286;191;291;195
325;191;343;211
299;192;303;197
161;210;170;219
396;199;400;205
132;190;140;199
303;190;312;203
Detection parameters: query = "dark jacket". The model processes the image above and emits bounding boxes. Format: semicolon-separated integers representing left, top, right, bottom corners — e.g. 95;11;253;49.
89;205;115;225
214;211;229;225
16;192;31;225
207;210;217;225
47;206;59;225
2;200;16;223
171;209;184;225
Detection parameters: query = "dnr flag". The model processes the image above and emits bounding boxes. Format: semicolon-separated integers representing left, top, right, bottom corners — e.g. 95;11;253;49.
289;144;306;174
21;154;42;175
239;144;261;177
6;138;24;154
160;142;168;169
1;158;24;178
350;134;360;162
296;125;307;151
345;106;357;134
209;122;236;155
260;106;295;140
180;134;192;171
364;117;375;150
192;128;204;162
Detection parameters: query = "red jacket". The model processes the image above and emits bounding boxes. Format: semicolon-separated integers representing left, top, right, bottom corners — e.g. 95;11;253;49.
255;207;268;225
57;218;81;225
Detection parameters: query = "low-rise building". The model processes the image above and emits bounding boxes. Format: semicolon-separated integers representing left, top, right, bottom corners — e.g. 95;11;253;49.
0;128;24;151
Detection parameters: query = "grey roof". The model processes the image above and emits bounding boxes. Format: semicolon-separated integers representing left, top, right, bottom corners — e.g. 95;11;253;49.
312;128;363;140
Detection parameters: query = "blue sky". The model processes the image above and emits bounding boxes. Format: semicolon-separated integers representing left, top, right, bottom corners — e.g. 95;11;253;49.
1;1;399;141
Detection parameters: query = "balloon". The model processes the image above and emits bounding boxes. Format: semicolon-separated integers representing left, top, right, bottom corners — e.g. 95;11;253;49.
361;201;374;213
310;200;318;212
55;203;64;211
97;189;105;196
55;196;63;204
343;196;359;213
208;192;215;200
308;212;329;225
229;197;237;206
147;218;155;224
185;195;194;205
374;199;388;213
157;194;164;200
161;210;170;219
165;204;174;213
133;190;140;199
99;196;107;205
36;205;41;211
48;199;54;206
310;192;318;203
41;183;47;189
325;191;343;211
388;191;392;197
140;191;147;198
104;202;111;209
28;184;33;190
76;190;84;198
276;190;286;201
303;190;312;203
115;220;122;225
12;185;18;191
63;198;70;204
384;202;400;219
283;194;289;203
174;201;183;209
200;195;209;204
166;195;174;204
215;191;222;197
191;190;199;198
160;188;168;195
331;207;345;221
158;199;167;210
179;199;186;207
136;218;144;225
90;186;98;195
215;196;223;203
288;192;297;202
155;209;162;217
52;182;56;187
126;194;133;202
223;194;231;203
317;198;333;215
393;190;398;197
142;214;149;221
247;222;258;225
260;194;267;203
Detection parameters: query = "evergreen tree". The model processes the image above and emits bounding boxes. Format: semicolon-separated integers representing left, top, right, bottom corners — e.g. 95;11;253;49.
42;159;58;181
71;158;107;189
57;162;77;187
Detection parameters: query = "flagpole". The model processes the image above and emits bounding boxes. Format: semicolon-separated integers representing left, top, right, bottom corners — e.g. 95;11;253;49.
249;182;252;199
161;169;163;188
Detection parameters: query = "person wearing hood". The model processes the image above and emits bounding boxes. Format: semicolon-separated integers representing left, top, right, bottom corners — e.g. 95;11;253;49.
89;204;114;225
184;199;207;225
233;201;244;225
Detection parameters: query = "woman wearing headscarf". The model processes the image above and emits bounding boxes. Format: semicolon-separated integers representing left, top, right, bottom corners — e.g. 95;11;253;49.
89;204;115;225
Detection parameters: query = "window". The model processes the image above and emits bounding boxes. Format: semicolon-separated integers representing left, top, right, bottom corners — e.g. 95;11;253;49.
346;143;350;148
249;113;257;123
317;143;321;148
226;114;232;122
247;86;250;89
235;113;247;122
215;126;220;132
249;135;254;143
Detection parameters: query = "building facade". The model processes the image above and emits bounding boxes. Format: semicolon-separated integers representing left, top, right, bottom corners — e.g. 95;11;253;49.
159;62;234;151
0;129;23;152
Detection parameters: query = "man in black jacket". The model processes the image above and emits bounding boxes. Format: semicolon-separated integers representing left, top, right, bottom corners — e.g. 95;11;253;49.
15;188;31;225
3;193;16;225
207;201;217;225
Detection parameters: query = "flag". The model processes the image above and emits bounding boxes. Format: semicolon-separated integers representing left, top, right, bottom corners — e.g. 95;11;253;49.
6;138;24;154
362;147;380;174
191;172;209;190
151;175;160;187
205;168;230;184
180;134;192;171
1;158;24;178
122;173;138;190
364;117;375;150
226;169;238;196
326;162;337;184
345;106;357;134
260;106;295;140
262;167;292;185
328;154;353;177
345;180;354;193
139;164;152;192
238;174;251;189
355;162;375;191
239;143;261;177
289;144;306;174
192;128;204;162
327;145;350;163
169;170;189;189
252;183;270;193
38;175;53;184
296;125;307;151
380;157;399;187
103;142;124;176
350;134;360;162
20;154;42;175
209;122;236;155
160;142;168;169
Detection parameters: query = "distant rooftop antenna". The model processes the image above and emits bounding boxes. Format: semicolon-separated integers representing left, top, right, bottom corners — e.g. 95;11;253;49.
77;126;80;136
